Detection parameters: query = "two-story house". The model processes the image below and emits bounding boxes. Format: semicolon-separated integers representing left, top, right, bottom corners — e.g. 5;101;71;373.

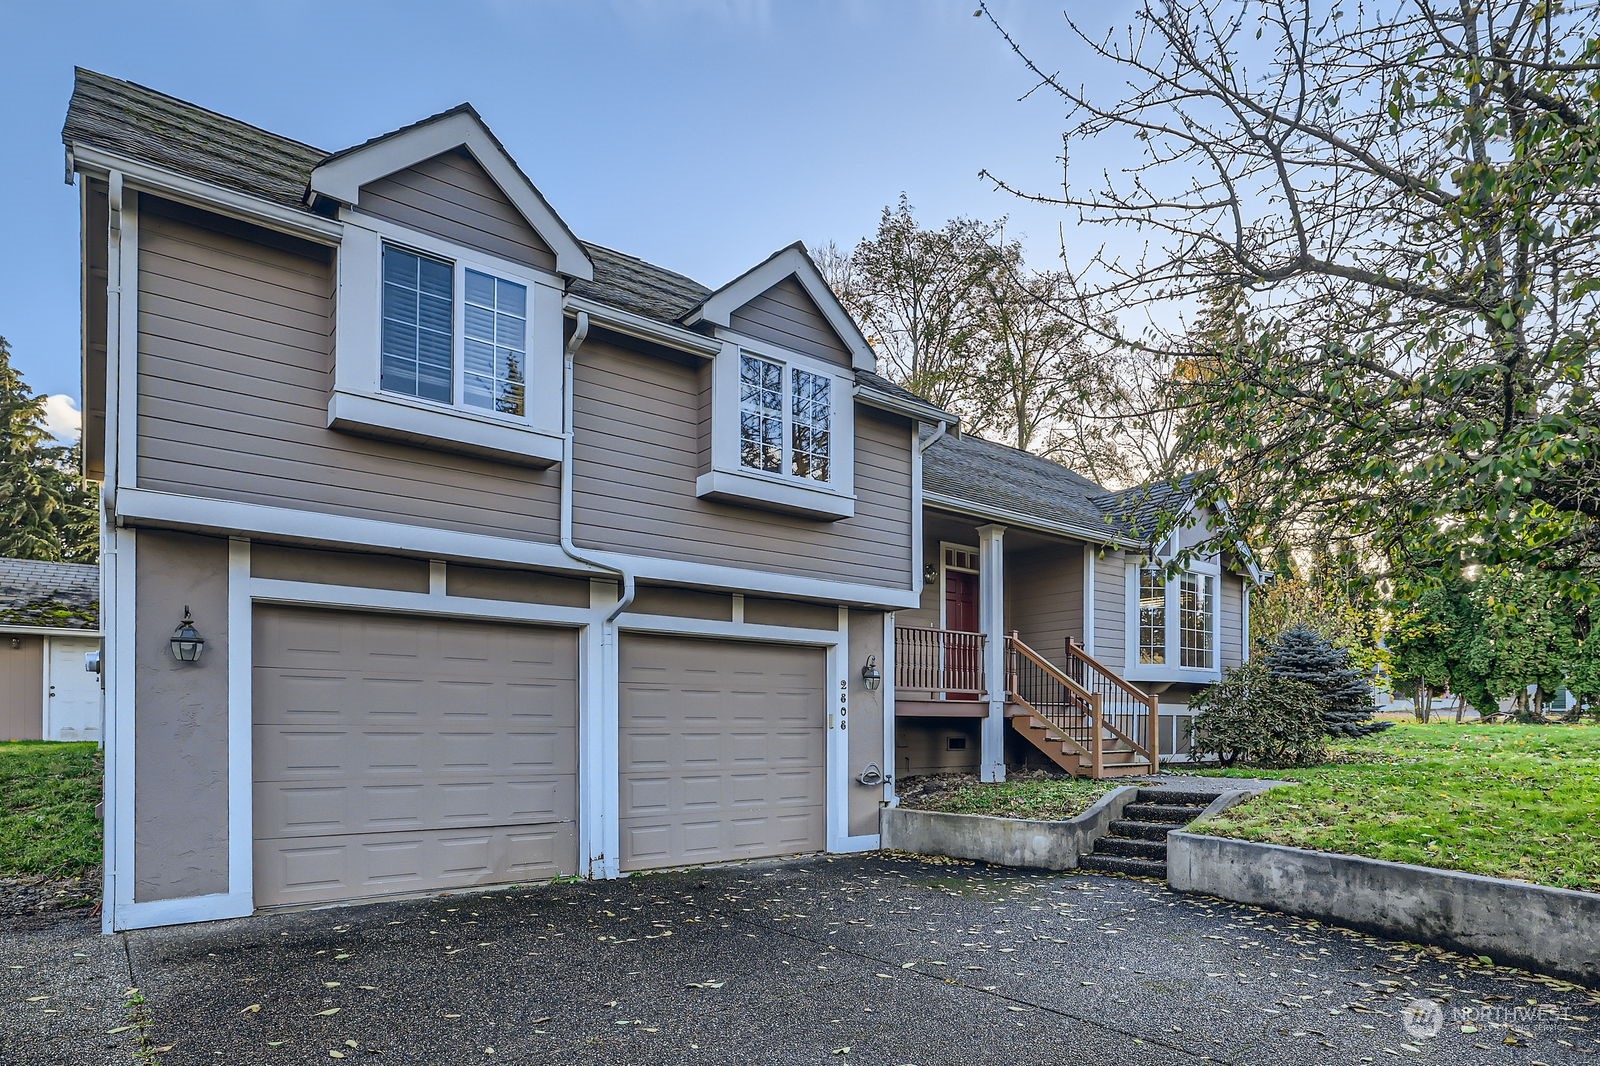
63;70;1255;933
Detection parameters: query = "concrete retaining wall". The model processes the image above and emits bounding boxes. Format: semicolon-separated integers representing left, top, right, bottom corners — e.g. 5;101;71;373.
1168;833;1600;987
879;786;1138;870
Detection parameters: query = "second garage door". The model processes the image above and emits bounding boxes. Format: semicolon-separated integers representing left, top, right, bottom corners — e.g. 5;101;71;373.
619;635;826;871
253;607;578;908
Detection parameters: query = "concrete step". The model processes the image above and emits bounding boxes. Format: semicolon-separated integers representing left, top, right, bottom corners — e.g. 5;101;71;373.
1109;818;1183;841
1123;802;1203;824
1078;854;1168;879
1094;837;1168;861
1134;788;1221;807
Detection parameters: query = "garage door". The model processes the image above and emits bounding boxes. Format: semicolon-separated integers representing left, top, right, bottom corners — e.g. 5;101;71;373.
619;635;825;871
253;607;578;908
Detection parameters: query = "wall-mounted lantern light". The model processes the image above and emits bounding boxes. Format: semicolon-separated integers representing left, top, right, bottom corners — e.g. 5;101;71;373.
923;563;939;584
7;637;19;650
861;654;882;691
170;606;206;663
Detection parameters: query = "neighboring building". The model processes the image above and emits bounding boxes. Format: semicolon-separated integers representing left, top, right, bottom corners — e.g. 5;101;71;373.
62;69;1253;933
0;558;101;742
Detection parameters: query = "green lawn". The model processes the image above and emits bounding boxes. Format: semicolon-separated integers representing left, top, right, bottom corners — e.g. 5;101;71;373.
898;774;1120;820
1193;724;1600;891
0;742;102;879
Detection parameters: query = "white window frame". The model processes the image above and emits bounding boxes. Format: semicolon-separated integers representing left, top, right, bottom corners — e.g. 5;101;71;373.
329;216;565;467
1123;540;1222;682
698;335;856;520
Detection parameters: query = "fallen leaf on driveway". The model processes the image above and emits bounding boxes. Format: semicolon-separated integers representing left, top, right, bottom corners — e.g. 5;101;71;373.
240;1004;261;1014
312;1008;341;1017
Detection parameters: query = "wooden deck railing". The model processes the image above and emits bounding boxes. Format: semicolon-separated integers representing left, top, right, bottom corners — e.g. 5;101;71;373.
1065;637;1159;774
1006;634;1102;772
894;626;986;698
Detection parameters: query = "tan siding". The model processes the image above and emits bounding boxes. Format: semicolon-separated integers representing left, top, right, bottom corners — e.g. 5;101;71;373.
0;638;43;741
251;544;430;592
630;585;733;621
729;277;854;368
1005;544;1085;665
447;565;592;608
357;148;556;272
743;597;838;630
1221;572;1245;670
571;340;913;588
847;609;887;837
135;531;230;902
133;200;561;541
1093;551;1128;671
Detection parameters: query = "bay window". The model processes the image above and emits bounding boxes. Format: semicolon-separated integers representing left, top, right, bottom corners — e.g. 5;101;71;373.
1128;555;1220;677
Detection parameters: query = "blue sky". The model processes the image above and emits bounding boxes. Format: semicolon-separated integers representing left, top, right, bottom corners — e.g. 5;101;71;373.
3;0;1127;436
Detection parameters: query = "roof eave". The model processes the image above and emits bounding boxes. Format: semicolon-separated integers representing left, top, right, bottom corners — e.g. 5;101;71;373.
922;491;1142;550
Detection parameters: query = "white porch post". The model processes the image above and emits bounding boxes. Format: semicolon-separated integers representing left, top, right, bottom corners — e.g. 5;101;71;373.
978;523;1007;782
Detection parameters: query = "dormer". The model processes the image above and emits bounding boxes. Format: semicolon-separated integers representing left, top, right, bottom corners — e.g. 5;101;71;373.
686;244;876;520
313;107;593;467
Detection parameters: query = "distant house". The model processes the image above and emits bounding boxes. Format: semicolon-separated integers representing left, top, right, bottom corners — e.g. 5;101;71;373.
0;558;101;742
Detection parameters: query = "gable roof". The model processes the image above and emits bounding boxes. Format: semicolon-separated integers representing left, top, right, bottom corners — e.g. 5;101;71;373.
0;559;100;631
922;433;1130;544
307;105;593;280
1093;473;1204;541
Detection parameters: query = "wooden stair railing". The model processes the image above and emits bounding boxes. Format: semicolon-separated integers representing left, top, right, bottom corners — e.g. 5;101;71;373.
1066;637;1160;775
1005;634;1153;778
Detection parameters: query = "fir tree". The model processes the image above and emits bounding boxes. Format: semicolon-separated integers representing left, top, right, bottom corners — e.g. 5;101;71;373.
1263;625;1389;738
0;336;98;562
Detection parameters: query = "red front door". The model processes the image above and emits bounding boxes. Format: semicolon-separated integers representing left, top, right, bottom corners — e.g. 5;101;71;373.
944;570;981;698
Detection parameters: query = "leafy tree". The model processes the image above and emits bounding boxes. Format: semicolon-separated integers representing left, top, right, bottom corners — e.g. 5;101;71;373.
1262;626;1388;737
1455;567;1575;720
1387;581;1473;722
820;198;1118;464
979;0;1600;599
0;336;98;563
1188;660;1327;767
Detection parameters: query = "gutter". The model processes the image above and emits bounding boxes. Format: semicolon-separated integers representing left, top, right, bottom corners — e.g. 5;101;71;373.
564;296;720;359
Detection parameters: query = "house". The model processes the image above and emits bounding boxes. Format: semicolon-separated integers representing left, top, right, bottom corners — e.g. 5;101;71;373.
0;558;101;742
891;434;1257;781
61;69;1253;933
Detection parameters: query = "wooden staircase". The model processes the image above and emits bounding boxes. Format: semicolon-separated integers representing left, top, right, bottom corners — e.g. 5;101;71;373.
1005;635;1158;780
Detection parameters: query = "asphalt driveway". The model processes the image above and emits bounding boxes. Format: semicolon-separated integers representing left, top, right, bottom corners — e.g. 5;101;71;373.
6;855;1597;1065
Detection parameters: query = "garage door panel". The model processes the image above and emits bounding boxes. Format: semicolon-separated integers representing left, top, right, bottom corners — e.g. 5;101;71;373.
619;635;825;872
254;607;578;908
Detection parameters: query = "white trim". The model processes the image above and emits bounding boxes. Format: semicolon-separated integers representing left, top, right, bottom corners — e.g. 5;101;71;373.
113;891;256;931
112;492;921;610
1082;548;1097;656
855;382;949;425
730;594;744;624
583;580;620;879
910;426;925;596
882;610;898;808
1241;583;1252;663
107;528;136;931
39;636;52;739
699;338;857;518
70;144;343;243
115;190;139;502
429;560;447;596
976;524;1007;783
684;245;875;372
224;540;253;910
309;109;593;280
828;607;849;851
100;171;123;515
329;216;566;460
0;625;102;639
1122;556;1224;685
564;295;720;359
924;492;1141;550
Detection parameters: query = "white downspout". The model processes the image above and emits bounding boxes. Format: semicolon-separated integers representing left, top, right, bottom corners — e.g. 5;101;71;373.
559;309;631;880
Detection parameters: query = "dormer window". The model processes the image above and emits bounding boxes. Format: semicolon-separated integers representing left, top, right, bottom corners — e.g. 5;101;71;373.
379;244;529;416
699;340;856;520
738;353;832;482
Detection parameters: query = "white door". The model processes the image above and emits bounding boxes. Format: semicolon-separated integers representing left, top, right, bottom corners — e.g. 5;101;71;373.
46;636;102;742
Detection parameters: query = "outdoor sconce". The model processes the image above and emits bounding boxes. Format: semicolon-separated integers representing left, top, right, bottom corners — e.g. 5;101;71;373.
861;654;882;691
170;606;206;663
7;637;19;650
923;563;939;584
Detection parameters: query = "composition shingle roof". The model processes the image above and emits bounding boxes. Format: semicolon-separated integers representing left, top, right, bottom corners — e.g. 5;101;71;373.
0;559;99;630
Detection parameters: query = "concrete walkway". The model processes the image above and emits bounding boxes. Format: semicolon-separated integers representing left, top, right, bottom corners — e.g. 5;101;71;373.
6;855;1597;1065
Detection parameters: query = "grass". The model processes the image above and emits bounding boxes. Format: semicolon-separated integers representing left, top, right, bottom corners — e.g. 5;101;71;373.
1190;723;1600;891
0;741;102;879
898;773;1121;820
